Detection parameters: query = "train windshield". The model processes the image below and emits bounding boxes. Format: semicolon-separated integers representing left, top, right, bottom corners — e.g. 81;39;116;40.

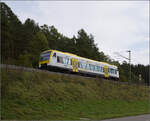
40;51;51;61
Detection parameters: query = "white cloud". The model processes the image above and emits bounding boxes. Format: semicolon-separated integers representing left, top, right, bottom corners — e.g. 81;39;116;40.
4;1;149;65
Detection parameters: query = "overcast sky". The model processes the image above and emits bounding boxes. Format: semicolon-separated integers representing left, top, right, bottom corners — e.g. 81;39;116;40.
4;1;149;65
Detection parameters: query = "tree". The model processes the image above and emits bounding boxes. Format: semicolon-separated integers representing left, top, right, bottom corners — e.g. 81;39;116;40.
22;18;40;52
29;32;49;67
75;29;108;61
1;2;22;63
41;25;62;50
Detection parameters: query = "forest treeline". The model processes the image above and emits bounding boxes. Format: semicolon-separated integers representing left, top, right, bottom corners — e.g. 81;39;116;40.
1;2;149;85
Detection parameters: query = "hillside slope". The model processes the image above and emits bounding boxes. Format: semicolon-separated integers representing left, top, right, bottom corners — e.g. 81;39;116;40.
1;68;150;120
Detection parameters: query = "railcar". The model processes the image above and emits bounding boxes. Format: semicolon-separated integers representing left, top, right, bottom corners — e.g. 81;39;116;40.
39;50;119;79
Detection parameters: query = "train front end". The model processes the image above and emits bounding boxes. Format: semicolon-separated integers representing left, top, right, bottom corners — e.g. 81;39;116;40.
39;50;52;69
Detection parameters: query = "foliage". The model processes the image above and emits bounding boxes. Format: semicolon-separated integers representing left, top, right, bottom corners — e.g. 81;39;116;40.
29;32;49;67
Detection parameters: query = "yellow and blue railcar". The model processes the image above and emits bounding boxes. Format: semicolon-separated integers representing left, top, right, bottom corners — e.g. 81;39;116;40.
39;50;119;79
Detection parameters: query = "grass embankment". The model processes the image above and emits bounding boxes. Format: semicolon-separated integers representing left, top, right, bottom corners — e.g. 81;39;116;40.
1;68;150;120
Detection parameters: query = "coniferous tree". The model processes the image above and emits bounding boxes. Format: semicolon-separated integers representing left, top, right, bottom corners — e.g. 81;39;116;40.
29;32;49;67
1;2;22;63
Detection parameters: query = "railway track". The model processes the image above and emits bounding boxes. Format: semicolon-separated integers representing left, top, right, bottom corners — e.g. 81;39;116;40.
1;64;147;86
0;64;120;83
0;64;98;80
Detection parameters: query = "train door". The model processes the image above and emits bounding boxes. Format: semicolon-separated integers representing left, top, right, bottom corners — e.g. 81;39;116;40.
104;65;109;78
72;58;78;72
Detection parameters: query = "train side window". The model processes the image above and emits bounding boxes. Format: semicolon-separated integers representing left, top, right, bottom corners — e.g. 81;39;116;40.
95;66;97;71
97;66;100;72
78;62;81;68
84;63;87;69
81;62;83;68
63;58;68;65
89;64;92;70
63;58;70;65
67;58;71;65
90;65;93;71
112;69;114;74
91;65;95;71
84;63;86;69
57;56;64;64
102;67;104;72
91;65;94;71
93;65;96;71
108;68;110;73
110;68;112;73
85;64;88;70
82;63;86;69
100;66;102;72
80;62;83;68
99;66;101;72
96;66;98;72
88;64;91;70
70;59;72;65
57;56;60;63
63;58;66;64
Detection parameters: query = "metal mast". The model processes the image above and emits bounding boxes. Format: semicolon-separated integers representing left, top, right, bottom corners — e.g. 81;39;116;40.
127;50;131;83
114;50;131;83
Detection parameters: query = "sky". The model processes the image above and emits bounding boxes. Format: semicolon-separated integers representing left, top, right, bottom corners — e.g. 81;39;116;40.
4;1;149;65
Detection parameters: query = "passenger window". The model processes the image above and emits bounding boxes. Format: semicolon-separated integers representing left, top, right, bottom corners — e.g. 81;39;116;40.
98;66;100;72
108;68;109;73
67;58;70;65
64;58;70;65
57;56;64;64
80;62;83;68
91;65;94;71
96;66;99;72
93;65;96;71
112;69;114;74
86;64;88;70
102;67;104;72
100;67;102;72
111;69;113;74
82;63;86;69
80;62;82;68
57;56;60;63
89;64;91;70
90;64;92;70
78;62;81;68
63;58;67;64
110;69;112;73
70;59;72;65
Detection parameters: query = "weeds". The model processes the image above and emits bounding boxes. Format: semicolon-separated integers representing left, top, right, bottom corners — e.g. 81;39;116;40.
1;68;150;120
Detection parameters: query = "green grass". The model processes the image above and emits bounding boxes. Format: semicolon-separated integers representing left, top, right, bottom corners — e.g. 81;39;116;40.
1;68;150;120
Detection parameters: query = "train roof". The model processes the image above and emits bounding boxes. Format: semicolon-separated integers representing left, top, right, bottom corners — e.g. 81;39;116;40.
41;49;117;68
